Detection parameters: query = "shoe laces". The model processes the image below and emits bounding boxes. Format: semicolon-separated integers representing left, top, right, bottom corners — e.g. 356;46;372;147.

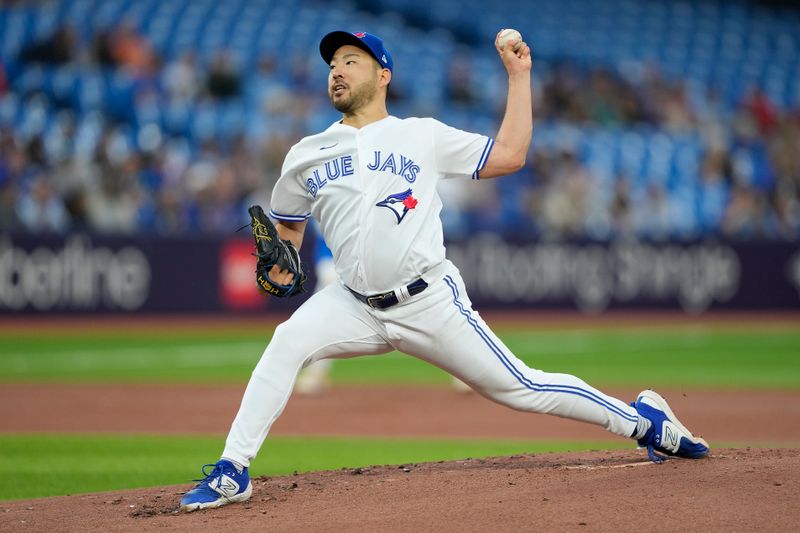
631;401;668;464
645;444;667;464
194;462;226;483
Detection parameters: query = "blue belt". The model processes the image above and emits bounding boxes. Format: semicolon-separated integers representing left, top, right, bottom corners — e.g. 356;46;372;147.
346;278;428;309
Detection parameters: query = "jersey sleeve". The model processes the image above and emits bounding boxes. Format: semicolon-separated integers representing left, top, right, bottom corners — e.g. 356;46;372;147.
430;119;495;180
268;148;312;222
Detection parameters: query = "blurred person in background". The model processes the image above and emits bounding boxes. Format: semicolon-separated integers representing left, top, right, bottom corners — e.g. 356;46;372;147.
206;51;242;100
162;52;201;103
15;173;68;233
539;149;592;239
292;226;339;395
110;19;158;79
18;24;77;65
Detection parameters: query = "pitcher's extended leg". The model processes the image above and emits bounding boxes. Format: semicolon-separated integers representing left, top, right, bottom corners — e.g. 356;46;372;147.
389;272;639;438
222;283;391;467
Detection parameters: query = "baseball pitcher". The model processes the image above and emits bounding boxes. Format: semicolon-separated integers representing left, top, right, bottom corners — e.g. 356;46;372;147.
180;29;709;512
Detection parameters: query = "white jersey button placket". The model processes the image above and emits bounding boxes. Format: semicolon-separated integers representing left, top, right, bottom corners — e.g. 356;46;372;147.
354;130;371;289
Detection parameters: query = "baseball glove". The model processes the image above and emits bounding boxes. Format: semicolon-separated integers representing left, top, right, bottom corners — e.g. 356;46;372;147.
247;205;306;297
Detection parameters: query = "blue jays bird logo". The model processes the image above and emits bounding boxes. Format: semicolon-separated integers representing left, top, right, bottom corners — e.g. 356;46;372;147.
376;189;418;224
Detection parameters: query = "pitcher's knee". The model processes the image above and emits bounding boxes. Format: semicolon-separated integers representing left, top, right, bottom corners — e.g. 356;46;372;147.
475;382;532;410
475;372;567;414
252;323;313;377
274;320;325;353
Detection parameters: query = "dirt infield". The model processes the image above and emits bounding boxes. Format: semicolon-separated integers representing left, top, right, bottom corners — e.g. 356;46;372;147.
1;448;797;532
2;383;799;531
2;384;800;444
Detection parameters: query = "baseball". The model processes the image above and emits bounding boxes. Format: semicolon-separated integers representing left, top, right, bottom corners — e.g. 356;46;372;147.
497;28;523;52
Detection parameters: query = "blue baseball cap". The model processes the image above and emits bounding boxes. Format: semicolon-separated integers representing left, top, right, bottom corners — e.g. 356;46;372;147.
319;31;393;72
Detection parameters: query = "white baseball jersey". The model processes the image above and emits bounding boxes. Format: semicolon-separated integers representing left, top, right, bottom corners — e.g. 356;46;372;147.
268;116;494;293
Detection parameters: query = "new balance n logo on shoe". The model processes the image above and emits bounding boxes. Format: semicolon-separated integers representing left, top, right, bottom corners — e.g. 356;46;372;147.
210;475;239;497
662;422;681;452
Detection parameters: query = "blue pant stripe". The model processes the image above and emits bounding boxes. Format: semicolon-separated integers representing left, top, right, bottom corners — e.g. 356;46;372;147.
443;276;637;423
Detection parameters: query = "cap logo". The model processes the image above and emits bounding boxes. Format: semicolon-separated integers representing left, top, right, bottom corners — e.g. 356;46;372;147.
381;54;387;63
353;32;366;38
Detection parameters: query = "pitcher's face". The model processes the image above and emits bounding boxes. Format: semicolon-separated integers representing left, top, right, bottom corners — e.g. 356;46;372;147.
328;45;382;114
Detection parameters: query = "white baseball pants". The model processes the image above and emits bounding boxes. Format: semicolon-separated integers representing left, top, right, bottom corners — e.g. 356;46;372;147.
222;261;639;467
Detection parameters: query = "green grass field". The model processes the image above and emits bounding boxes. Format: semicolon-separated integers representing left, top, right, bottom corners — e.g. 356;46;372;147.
0;434;634;501
2;325;798;388
1;321;798;501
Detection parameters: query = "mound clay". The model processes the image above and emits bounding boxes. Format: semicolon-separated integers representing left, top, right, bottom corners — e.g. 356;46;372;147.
2;448;798;532
1;382;799;532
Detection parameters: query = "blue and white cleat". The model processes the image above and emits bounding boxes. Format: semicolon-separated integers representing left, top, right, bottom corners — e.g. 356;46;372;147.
180;460;253;512
633;390;709;463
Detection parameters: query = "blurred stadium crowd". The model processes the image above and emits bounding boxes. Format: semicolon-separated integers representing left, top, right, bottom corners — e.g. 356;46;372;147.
1;0;799;241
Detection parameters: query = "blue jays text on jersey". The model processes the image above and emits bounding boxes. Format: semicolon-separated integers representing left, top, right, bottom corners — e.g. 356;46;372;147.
304;151;421;198
305;155;354;197
366;151;420;183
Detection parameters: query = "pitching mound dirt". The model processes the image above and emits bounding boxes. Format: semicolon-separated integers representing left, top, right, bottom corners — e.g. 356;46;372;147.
2;448;797;532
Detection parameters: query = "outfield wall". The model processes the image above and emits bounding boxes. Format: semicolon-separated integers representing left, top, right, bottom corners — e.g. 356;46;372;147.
1;233;798;314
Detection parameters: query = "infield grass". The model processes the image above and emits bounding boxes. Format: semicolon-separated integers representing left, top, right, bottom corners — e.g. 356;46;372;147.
1;325;798;388
0;434;634;501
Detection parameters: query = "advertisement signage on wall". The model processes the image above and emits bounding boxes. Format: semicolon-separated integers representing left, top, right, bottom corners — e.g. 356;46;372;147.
0;233;797;314
0;234;310;314
218;239;270;311
446;235;744;313
0;235;151;311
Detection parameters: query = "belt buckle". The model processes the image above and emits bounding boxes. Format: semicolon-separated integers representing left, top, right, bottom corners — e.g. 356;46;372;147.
366;293;389;308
